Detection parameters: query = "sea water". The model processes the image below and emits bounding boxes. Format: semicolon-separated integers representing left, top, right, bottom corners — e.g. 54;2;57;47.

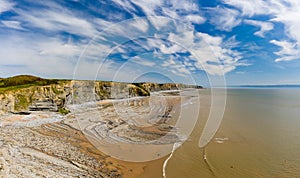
141;88;300;177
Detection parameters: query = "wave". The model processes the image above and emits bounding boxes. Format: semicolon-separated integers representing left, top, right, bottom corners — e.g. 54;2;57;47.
163;142;181;178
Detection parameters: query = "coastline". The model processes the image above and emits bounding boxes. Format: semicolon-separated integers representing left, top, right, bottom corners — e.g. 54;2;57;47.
0;89;198;177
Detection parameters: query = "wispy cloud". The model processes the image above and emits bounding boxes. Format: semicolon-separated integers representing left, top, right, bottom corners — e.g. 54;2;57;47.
15;8;98;37
168;30;244;75
184;14;206;24
130;56;156;67
0;33;84;78
0;0;245;81
0;0;14;14
222;0;300;62
244;19;274;37
1;20;25;30
221;0;274;17
160;43;186;55
270;40;300;62
206;6;241;31
112;0;205;25
270;1;300;44
162;56;191;77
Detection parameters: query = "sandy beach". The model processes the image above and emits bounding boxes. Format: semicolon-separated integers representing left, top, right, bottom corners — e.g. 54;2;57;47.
0;90;193;177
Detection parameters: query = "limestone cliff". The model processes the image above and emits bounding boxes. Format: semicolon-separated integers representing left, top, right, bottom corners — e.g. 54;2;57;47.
0;78;202;115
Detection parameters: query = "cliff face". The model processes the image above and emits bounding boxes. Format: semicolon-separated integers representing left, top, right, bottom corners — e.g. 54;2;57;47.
140;82;202;92
0;80;202;115
0;81;69;115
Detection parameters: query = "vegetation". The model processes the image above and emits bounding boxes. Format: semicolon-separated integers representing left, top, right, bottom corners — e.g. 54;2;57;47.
0;75;58;87
58;107;70;115
14;94;29;111
51;86;63;94
0;75;59;93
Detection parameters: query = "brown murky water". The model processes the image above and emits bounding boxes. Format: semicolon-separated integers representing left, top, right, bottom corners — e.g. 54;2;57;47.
140;88;300;178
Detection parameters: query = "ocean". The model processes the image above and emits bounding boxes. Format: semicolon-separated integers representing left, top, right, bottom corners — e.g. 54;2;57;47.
141;88;300;177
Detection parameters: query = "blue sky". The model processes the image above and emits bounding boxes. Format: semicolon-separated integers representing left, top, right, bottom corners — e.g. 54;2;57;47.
0;0;300;86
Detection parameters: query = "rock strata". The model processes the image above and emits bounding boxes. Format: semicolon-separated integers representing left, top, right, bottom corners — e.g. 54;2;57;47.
0;78;202;115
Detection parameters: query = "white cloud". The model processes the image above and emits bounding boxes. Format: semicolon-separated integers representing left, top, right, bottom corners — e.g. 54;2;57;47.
271;2;300;45
168;30;243;75
222;0;300;62
270;40;300;62
113;0;205;26
14;8;98;37
162;56;191;77
0;0;243;80
168;31;195;47
160;43;186;54
169;0;199;12
148;16;172;31
130;56;155;67
221;0;274;17
0;0;14;14
0;35;80;78
128;18;149;33
184;14;206;24
93;18;113;30
96;16;243;77
111;0;137;14
207;6;241;31
38;41;82;57
1;20;25;30
244;19;274;37
130;0;163;16
0;32;117;79
103;18;153;41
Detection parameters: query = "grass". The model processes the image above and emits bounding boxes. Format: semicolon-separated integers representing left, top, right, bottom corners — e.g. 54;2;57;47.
15;94;29;111
51;86;63;94
58;107;70;115
0;75;60;94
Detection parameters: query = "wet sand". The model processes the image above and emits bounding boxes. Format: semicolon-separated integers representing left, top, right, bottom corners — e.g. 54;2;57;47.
0;90;192;177
141;89;300;178
2;89;299;177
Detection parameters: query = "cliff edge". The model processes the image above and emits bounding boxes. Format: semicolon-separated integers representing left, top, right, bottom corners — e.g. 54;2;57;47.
0;75;202;115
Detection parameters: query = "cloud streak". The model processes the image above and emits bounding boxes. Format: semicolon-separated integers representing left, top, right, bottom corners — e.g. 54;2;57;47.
0;0;14;14
206;6;241;31
1;20;25;30
244;19;274;37
270;40;300;62
222;0;300;62
3;0;298;85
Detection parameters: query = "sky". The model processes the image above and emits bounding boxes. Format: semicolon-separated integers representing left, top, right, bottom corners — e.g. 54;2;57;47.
0;0;300;86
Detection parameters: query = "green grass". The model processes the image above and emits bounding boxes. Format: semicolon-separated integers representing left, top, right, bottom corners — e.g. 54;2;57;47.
0;75;58;87
58;107;70;115
0;75;60;94
14;94;29;111
51;86;63;94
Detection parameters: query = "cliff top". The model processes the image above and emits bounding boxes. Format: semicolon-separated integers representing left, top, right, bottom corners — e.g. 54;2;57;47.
0;75;60;93
0;75;202;94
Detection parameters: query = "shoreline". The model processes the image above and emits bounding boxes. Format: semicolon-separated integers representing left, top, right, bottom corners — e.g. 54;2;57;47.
0;89;198;177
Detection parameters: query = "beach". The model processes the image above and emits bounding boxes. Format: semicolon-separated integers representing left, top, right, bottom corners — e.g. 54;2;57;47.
0;90;196;177
1;88;300;177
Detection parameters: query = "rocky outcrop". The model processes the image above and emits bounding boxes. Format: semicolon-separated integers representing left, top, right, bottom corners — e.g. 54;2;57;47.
0;79;202;115
0;123;123;178
0;81;69;114
139;82;202;92
28;100;58;112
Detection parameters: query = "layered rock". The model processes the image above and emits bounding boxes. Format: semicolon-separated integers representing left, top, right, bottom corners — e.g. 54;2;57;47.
0;78;202;115
0;81;69;114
